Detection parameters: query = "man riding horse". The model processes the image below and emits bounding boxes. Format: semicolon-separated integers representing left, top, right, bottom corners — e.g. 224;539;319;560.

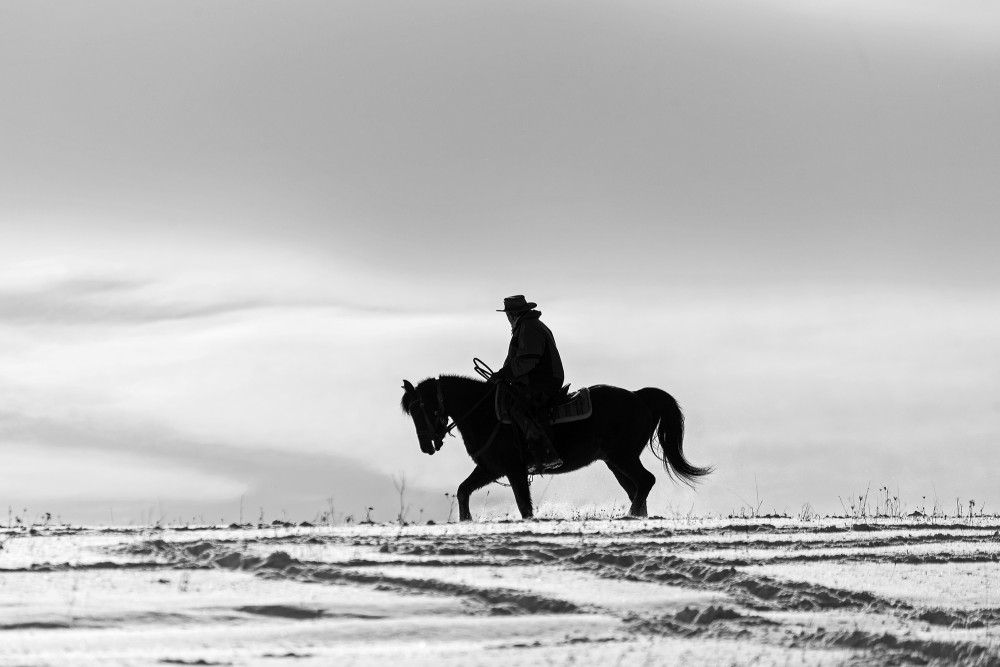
490;295;564;472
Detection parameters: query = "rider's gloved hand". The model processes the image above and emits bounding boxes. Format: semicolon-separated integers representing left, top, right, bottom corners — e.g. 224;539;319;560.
490;367;512;384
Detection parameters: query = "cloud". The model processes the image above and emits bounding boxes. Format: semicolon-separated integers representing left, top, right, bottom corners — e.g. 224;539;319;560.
0;257;467;330
0;293;995;524
4;1;998;289
1;258;997;522
0;409;453;524
1;443;247;503
0;275;269;326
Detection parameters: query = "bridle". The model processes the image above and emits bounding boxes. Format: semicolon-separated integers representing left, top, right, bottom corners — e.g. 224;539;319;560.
406;380;450;451
405;375;498;453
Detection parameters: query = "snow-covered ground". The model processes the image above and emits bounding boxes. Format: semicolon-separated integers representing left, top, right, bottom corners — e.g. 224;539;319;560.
1;518;998;666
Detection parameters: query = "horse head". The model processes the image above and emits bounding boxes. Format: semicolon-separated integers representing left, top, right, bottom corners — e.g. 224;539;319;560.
401;378;447;455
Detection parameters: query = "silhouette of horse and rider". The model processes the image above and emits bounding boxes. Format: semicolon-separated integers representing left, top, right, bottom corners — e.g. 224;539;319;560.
401;295;712;521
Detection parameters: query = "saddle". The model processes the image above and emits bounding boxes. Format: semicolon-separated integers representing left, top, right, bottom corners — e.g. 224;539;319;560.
496;385;593;425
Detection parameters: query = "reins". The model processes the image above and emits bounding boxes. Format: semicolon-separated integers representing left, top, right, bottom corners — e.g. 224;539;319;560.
408;375;497;451
408;360;508;460
440;376;496;436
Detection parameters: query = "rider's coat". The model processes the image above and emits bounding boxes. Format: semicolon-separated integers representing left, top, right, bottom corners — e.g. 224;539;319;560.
498;310;564;393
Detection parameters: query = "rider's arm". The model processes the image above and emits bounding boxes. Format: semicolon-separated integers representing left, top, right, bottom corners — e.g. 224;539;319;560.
507;320;545;378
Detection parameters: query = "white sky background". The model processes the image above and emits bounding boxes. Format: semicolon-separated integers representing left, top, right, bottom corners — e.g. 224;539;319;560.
1;0;998;523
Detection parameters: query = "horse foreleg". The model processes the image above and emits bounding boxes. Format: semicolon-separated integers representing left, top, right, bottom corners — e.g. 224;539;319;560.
457;465;500;522
506;472;534;519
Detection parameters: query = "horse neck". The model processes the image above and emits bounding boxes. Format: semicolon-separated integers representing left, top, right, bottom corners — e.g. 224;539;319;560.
436;375;495;442
436;375;488;418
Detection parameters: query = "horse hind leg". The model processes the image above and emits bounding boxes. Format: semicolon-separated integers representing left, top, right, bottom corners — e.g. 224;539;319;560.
607;457;655;517
605;461;638;508
457;465;501;522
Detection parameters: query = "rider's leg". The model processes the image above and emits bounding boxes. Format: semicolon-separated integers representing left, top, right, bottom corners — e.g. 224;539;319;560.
510;385;561;471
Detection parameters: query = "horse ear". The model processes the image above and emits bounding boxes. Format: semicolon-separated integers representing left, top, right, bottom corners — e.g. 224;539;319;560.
402;379;415;393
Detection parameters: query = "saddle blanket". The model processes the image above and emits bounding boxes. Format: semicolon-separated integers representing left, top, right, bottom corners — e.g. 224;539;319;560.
496;386;592;425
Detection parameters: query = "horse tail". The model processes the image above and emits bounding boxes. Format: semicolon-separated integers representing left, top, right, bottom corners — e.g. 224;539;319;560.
635;387;713;486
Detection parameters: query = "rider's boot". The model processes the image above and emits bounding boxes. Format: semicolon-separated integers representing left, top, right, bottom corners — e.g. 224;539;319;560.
539;436;562;471
520;421;544;474
531;422;562;472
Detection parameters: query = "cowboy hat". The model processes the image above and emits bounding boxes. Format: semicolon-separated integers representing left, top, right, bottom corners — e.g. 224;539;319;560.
497;295;537;312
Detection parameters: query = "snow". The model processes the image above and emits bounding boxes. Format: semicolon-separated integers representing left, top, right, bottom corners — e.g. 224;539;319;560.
1;518;999;665
746;561;1000;609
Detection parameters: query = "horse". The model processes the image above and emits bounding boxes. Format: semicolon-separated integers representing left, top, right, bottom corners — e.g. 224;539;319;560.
401;375;712;521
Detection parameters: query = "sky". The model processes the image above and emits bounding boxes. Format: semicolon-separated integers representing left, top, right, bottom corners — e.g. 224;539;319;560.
1;0;998;524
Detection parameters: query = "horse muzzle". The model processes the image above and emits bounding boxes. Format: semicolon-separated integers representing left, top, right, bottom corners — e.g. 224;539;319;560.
419;434;442;455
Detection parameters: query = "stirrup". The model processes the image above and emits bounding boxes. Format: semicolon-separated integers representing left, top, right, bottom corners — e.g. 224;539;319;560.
528;456;562;474
542;457;563;470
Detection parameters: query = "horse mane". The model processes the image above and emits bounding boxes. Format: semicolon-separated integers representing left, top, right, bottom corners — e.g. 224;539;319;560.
439;373;483;385
400;374;486;414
